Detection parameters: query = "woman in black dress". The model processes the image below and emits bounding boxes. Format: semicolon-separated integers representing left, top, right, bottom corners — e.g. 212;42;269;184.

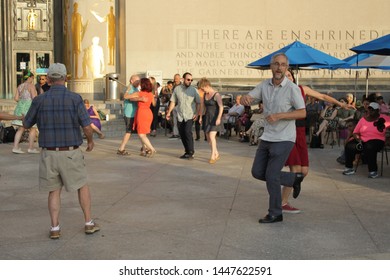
198;78;224;164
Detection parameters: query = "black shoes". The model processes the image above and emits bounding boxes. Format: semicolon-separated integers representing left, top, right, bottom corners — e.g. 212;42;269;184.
179;153;194;160
259;214;283;223
292;172;304;199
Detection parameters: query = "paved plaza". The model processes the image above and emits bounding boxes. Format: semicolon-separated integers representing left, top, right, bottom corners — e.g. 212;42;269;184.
0;134;389;260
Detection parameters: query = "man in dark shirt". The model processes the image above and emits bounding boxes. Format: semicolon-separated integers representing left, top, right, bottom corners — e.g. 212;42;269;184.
24;63;100;239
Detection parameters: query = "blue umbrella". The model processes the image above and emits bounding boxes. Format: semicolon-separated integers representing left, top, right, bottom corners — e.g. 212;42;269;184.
334;53;390;97
247;40;345;69
350;34;390;55
341;53;390;69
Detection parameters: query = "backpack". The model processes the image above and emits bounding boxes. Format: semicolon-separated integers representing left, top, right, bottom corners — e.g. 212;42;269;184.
0;125;16;143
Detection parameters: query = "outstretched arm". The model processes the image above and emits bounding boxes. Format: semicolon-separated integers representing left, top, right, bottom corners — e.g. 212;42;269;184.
302;85;354;109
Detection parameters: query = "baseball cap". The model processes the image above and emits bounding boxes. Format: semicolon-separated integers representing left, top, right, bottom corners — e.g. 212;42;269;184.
368;102;379;110
47;63;67;78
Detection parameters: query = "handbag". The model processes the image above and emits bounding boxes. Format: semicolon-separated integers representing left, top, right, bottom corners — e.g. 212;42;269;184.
97;110;106;121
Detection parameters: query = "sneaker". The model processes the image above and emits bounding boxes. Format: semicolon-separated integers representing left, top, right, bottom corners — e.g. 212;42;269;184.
85;221;100;234
368;171;379;179
12;148;25;154
28;149;40;154
50;229;61;239
282;204;301;214
342;168;355;175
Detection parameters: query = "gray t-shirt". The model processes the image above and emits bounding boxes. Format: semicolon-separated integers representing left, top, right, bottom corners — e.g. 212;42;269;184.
248;77;305;142
170;84;200;122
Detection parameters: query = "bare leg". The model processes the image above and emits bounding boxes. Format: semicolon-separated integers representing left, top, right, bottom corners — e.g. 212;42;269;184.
209;131;219;159
118;133;131;151
138;134;155;152
13;127;25;150
78;185;92;223
28;128;37;150
90;123;104;138
48;188;62;227
315;120;328;136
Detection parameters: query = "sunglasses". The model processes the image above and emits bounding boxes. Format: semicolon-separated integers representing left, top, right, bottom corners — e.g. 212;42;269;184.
186;79;193;82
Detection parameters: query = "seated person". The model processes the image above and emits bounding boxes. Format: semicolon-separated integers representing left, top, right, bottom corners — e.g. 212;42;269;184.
377;96;389;115
306;96;321;142
354;98;370;121
221;95;245;135
313;102;338;147
84;99;105;139
245;103;266;146
236;106;252;134
343;102;390;178
336;97;355;128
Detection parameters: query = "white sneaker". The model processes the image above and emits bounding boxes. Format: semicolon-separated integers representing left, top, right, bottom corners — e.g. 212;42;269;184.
12;148;25;154
28;149;40;154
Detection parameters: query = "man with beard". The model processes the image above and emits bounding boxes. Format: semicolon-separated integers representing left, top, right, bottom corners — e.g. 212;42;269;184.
240;53;306;223
166;72;200;159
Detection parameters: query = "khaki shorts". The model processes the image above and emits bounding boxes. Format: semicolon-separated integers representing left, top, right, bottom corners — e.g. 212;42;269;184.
39;148;88;192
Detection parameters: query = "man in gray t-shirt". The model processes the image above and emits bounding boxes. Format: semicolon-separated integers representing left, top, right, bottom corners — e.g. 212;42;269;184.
241;53;306;224
166;72;200;159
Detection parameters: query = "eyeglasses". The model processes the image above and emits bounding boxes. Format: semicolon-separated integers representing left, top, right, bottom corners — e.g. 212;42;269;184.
271;62;288;68
186;79;193;82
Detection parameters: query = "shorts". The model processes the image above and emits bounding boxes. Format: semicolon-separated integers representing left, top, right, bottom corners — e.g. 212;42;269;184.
124;116;136;133
285;126;309;167
39;148;87;192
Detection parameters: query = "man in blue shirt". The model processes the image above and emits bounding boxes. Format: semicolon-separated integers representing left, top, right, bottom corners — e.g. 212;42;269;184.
117;74;140;155
23;63;100;239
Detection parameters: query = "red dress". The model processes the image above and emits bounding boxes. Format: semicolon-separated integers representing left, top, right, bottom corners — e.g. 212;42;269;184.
134;91;154;134
285;85;309;167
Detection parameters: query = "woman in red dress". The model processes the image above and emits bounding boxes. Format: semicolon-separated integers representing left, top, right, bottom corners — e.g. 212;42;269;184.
281;69;354;213
129;78;157;157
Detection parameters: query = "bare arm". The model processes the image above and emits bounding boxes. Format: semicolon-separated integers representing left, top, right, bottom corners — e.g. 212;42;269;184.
91;106;100;119
240;95;255;106
302;86;354;109
266;108;306;124
166;101;176;120
14;88;20;102
0;112;23;121
199;98;205;124
215;93;224;125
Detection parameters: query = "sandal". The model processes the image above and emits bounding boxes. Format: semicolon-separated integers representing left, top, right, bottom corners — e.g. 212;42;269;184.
140;147;150;156
146;150;156;158
117;149;130;156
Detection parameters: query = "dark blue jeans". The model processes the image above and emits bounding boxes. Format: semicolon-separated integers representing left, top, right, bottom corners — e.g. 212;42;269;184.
251;140;295;216
178;119;194;155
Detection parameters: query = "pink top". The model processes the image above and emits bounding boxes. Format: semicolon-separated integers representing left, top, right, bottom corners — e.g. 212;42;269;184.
353;114;390;142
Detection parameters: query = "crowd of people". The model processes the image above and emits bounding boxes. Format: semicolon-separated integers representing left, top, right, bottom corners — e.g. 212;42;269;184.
1;58;390;239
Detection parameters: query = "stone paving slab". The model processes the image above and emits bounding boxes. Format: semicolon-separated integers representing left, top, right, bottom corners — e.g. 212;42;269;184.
0;133;389;260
